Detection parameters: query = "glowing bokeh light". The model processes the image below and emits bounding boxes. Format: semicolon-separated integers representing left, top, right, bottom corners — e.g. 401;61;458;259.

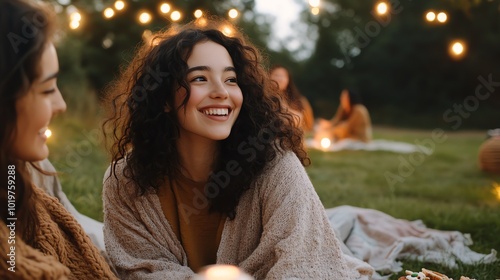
45;129;52;138
376;2;389;15
70;12;81;22
194;9;203;18
309;0;320;8
160;3;171;14
114;0;125;11
426;11;436;22
228;9;239;19
437;12;447;23
138;11;152;24
493;183;500;201
170;11;181;21
311;7;320;15
320;138;331;149
103;8;115;19
449;40;467;60
69;20;80;29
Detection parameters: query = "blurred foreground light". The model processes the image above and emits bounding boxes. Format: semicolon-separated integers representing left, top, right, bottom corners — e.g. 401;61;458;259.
69;20;80;29
493;182;500;201
320;138;331;150
228;9;239;19
437;12;447;23
194;9;203;18
195;17;208;27
114;0;125;11
103;8;115;19
139;11;152;24
311;7;320;15
70;12;81;22
194;264;254;280
220;25;234;36
160;3;171;14
309;0;320;8
45;129;52;138
375;2;389;15
449;40;467;60
425;11;436;22
170;11;181;21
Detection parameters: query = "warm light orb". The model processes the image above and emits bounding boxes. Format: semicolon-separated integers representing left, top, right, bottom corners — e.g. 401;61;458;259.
309;0;320;8
228;9;239;19
376;2;389;15
114;0;125;11
437;12;447;23
320;138;331;149
69;20;80;29
103;8;115;19
311;7;320;15
70;12;81;22
195;17;208;27
160;3;171;14
194;9;203;18
44;129;52;138
449;40;467;59
493;183;500;201
138;11;152;24
425;11;436;22
170;11;181;21
220;25;233;36
205;265;240;279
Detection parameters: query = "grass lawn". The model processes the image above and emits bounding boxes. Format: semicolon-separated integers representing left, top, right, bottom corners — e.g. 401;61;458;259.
47;117;500;279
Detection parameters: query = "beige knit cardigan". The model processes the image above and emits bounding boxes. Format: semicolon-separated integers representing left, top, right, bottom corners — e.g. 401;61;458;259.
0;185;117;280
103;151;374;279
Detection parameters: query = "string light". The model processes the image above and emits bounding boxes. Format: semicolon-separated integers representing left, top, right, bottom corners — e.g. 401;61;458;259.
170;11;181;21
69;11;81;29
138;11;152;24
160;3;171;14
45;129;52;138
376;2;389;15
425;11;436;22
449;40;467;60
437;12;447;23
103;8;115;19
114;0;125;11
194;9;203;18
228;9;238;19
311;7;320;15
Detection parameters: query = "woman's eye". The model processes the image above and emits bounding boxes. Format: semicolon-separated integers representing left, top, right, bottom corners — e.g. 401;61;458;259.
226;77;237;83
191;76;206;82
42;88;56;94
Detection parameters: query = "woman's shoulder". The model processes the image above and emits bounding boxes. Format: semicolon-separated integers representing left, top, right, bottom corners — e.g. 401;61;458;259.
102;158;138;197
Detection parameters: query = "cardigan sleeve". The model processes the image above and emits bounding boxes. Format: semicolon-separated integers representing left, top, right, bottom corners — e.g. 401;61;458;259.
249;151;373;279
102;164;195;280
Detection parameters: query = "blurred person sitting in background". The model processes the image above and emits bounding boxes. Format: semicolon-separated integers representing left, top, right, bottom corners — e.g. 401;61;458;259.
317;88;372;144
269;65;314;134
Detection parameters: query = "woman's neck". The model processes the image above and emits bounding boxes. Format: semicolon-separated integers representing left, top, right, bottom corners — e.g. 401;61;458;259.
176;137;219;183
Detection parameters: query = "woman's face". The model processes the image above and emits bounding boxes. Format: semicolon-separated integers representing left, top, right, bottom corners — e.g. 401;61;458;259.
270;67;289;92
13;43;66;161
174;40;243;142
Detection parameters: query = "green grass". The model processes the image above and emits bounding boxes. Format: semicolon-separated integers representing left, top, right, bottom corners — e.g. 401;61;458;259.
47;117;500;279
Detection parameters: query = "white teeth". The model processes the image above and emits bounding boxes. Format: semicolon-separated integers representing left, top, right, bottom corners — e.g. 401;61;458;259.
203;108;229;116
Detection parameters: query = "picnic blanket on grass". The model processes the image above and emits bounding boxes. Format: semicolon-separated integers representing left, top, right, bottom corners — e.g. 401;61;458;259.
307;138;432;154
326;205;497;279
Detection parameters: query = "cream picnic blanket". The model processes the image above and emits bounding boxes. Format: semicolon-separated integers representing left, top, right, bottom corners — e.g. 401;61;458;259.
326;206;497;279
307;138;433;154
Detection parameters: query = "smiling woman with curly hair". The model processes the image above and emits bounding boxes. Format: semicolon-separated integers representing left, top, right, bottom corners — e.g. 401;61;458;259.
102;18;373;279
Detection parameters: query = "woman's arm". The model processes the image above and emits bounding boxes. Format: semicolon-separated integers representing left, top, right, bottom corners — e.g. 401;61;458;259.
245;152;373;279
102;165;195;280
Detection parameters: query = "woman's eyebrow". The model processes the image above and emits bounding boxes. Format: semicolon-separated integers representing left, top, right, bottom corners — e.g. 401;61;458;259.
186;66;236;73
41;71;59;83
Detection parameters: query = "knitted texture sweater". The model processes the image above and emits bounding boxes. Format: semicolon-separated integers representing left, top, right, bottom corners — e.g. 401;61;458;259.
103;151;374;279
1;185;117;280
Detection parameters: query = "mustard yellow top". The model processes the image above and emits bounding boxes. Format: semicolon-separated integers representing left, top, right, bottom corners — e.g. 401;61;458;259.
331;104;372;143
157;175;226;273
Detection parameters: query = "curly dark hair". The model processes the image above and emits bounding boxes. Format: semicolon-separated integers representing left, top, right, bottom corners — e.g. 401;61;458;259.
0;0;56;246
103;19;309;219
